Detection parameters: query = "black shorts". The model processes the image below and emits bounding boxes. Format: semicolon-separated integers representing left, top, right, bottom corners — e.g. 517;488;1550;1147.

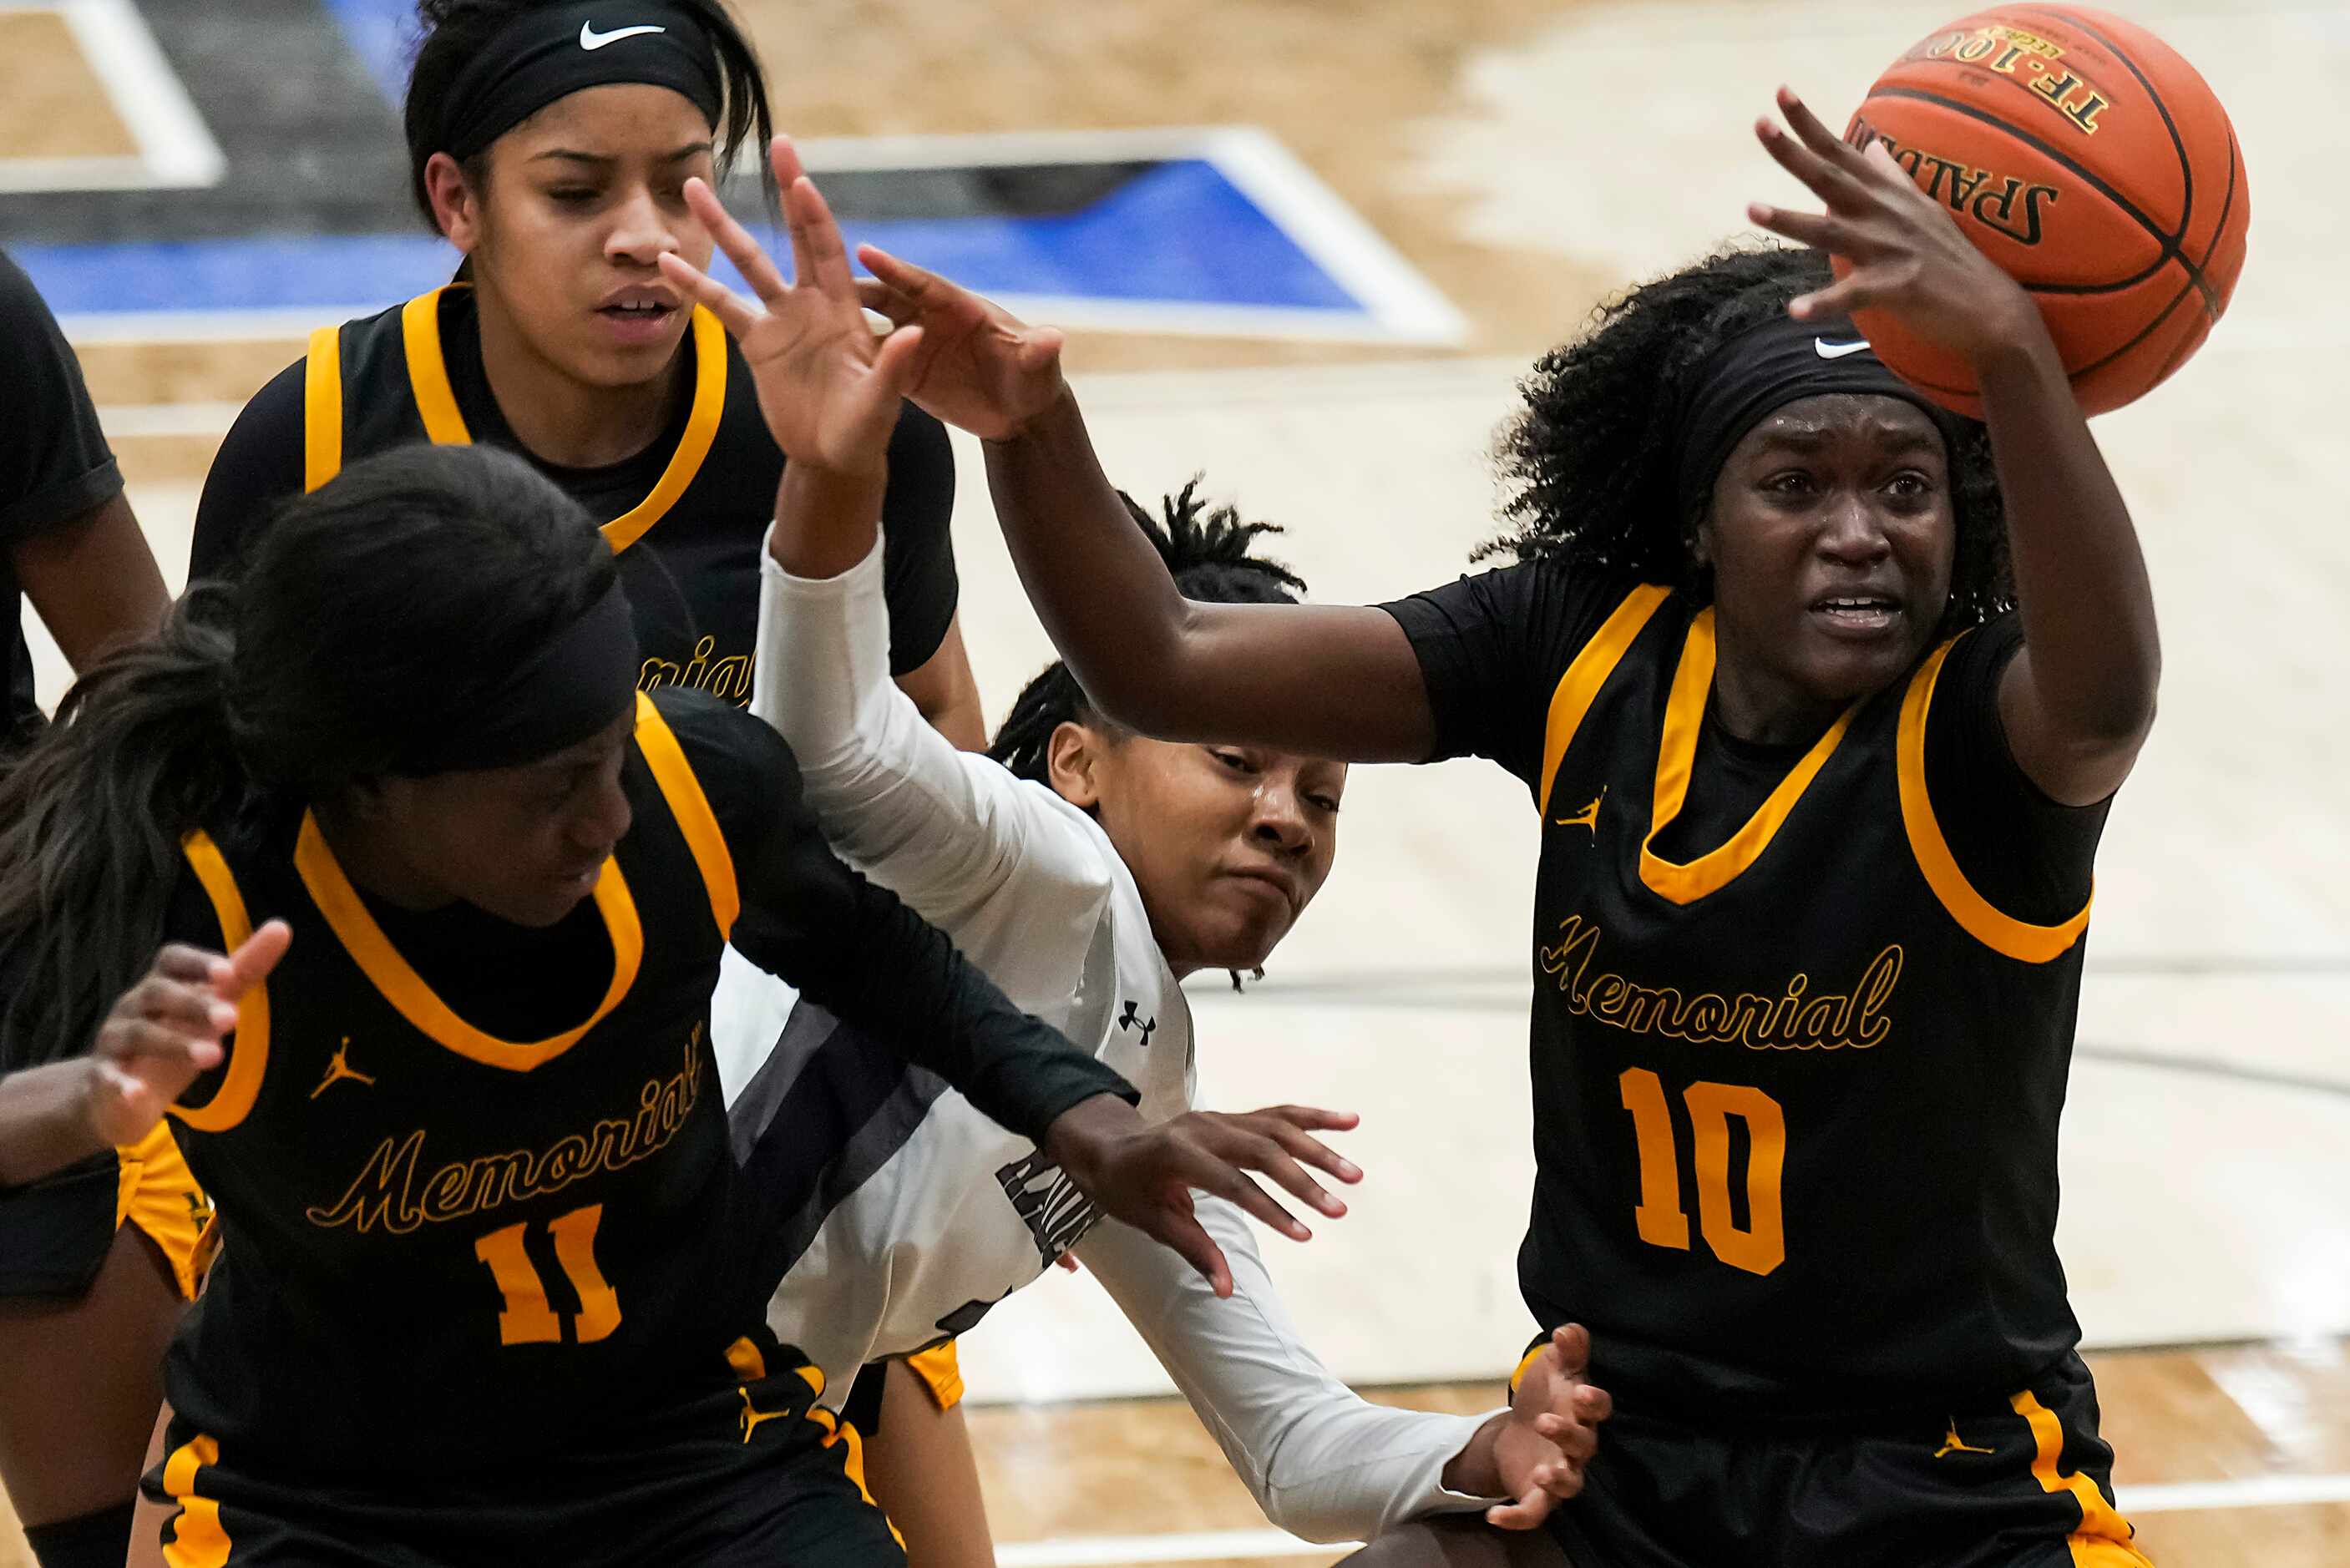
0;1123;213;1302
1544;1353;2152;1568
140;1367;906;1567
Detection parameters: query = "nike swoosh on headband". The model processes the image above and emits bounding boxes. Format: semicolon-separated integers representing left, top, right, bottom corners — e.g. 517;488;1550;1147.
580;21;667;49
1814;338;1872;359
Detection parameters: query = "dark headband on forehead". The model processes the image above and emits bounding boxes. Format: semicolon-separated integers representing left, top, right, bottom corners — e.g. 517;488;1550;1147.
392;576;641;775
1669;313;1966;524
441;2;725;164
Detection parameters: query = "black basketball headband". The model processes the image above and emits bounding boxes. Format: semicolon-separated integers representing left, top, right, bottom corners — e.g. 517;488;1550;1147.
440;2;726;164
393;578;641;776
1669;313;1970;524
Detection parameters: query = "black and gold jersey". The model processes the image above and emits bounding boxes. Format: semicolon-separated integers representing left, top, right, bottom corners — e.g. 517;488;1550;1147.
154;690;1129;1473
1386;566;2109;1422
190;285;960;701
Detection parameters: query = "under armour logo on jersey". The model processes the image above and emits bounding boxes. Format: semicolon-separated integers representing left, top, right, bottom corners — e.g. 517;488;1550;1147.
1813;337;1872;360
1554;787;1605;836
1117;1001;1158;1046
1932;1418;1994;1459
310;1039;375;1100
580;20;666;49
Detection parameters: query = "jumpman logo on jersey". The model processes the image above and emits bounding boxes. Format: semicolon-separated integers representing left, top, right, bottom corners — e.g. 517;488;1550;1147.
310;1039;376;1100
737;1386;791;1444
1555;787;1606;835
1117;1001;1157;1047
1933;1418;1995;1459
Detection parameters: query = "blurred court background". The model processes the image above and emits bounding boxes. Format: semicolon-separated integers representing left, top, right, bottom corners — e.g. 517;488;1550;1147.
3;1;2346;1563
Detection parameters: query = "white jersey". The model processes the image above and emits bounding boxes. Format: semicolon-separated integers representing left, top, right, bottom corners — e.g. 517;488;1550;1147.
739;533;1504;1542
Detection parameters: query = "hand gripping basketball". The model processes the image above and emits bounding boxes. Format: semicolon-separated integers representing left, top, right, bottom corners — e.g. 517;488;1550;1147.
1749;88;2051;374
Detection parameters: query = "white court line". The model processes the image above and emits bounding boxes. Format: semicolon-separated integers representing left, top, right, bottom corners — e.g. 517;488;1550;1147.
0;0;228;192
992;1475;2350;1567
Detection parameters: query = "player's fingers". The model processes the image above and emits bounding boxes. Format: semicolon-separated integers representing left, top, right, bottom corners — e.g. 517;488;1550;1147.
221;920;291;997
685;176;793;305
91;1060;169;1134
768;131;808;194
1535;1414;1600;1461
153;945;234;987
1576;1383;1613;1424
1745;203;1865;255
1239;1114;1361;1189
104;1019;222;1075
660;252;766;341
868;323;928;401
1755;114;1864;209
130;977;238;1037
1208;1125;1343;1218
1552;1323;1591;1375
1788;272;1882;322
1776;86;1861;166
856;245;950;305
855;277;918;325
785;175;861;301
1192;1151;1311;1242
1013;323;1067;373
1260;1105;1363;1135
1147;1206;1234;1297
1486;1486;1555;1530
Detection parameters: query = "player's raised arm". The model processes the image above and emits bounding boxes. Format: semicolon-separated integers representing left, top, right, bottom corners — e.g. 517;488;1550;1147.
1749;89;2160;804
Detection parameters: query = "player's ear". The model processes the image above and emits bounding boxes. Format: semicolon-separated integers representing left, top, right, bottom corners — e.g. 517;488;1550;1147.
423;150;485;254
1046;721;1108;811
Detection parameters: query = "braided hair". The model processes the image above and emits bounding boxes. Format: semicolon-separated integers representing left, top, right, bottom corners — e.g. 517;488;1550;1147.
1487;242;2012;631
988;478;1306;786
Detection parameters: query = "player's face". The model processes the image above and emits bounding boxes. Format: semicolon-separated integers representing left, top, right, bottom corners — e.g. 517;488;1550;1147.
1062;731;1345;977
463;85;720;390
1700;393;1955;717
372;711;637;928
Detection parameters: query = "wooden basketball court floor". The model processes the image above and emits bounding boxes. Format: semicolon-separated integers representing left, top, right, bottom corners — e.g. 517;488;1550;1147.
3;1;2345;1563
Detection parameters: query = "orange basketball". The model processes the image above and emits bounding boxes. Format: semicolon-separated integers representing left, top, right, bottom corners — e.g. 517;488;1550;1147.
1841;5;2248;416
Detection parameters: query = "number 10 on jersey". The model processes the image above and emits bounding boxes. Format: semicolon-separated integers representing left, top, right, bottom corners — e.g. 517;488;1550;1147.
1618;1068;1786;1276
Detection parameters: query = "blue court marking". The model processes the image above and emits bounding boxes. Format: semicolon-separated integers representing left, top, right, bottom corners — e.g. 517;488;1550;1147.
19;159;1360;318
319;0;416;105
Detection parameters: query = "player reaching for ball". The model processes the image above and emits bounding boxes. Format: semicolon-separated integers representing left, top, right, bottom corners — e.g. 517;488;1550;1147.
0;443;1360;1567
709;84;2170;1566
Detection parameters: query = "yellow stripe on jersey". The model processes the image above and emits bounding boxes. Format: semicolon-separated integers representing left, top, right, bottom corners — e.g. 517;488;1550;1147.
159;1432;233;1568
170;831;271;1135
291;811;644;1071
401;287;472;445
601;307;727;554
632;691;741;939
2011;1390;2151;1566
115;1122;215;1300
395;288;724;554
1897;639;2093;963
1639;609;1859;904
904;1339;966;1412
1536;583;1670;817
301;325;342;493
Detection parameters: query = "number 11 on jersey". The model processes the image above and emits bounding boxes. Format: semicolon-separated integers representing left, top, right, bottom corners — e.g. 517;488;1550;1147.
474;1203;624;1345
1618;1068;1786;1276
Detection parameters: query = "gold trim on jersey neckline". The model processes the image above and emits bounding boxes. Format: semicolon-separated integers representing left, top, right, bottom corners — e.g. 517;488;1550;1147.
1637;608;1860;905
395;285;727;554
291;811;645;1073
170;831;272;1133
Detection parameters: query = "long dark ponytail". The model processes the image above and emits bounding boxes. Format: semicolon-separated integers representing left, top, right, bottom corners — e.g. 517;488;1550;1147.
403;0;778;230
0;444;616;1069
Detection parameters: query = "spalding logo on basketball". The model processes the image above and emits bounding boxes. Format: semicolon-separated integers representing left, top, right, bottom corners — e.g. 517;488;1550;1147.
1841;5;2249;416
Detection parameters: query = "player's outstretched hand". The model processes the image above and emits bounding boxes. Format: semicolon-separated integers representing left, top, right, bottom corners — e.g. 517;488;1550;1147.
661;137;929;478
1041;1094;1361;1297
1483;1325;1613;1529
85;922;290;1146
853;245;1069;442
1746;86;2049;368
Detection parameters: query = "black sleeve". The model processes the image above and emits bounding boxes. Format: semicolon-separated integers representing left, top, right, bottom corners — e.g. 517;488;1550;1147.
1921;615;2109;926
876;404;959;675
190;358;306;582
658;690;1135;1140
0;252;121;544
1378;561;1625;788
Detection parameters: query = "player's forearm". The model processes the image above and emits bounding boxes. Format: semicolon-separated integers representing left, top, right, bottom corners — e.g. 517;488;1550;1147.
0;1060;108;1186
1975;324;2160;756
981;392;1210;733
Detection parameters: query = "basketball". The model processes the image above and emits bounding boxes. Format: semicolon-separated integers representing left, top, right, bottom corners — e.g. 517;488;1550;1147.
1841;5;2249;416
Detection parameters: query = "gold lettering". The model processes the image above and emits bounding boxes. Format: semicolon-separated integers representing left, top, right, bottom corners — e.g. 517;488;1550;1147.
1538;918;1902;1054
306;1130;426;1235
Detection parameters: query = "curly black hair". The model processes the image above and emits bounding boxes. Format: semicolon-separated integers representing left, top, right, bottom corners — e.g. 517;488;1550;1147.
1487;242;2012;630
988;478;1305;788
